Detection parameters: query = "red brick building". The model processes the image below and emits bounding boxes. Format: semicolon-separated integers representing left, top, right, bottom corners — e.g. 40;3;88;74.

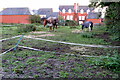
0;7;32;24
59;3;102;24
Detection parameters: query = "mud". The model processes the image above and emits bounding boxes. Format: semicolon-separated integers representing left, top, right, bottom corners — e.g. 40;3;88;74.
94;32;120;46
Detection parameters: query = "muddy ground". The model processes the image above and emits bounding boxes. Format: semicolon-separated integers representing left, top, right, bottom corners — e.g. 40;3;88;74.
2;48;119;78
1;31;120;78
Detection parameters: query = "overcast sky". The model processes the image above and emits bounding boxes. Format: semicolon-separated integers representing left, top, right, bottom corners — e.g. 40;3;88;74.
0;0;91;12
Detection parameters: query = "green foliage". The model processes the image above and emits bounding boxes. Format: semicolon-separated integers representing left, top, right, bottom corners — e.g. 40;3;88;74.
58;16;65;26
110;35;120;41
92;51;120;73
29;15;41;24
26;58;37;63
89;1;120;41
59;71;69;78
81;33;94;38
13;68;24;74
65;20;78;26
105;2;120;39
17;24;36;33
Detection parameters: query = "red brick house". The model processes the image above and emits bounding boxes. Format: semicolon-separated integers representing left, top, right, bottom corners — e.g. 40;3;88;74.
59;3;102;24
0;7;32;24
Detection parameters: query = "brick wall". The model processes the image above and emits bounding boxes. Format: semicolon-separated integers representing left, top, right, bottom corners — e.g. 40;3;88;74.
0;15;31;24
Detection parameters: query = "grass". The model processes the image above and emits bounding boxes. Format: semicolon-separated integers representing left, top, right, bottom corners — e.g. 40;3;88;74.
1;25;21;39
35;26;111;45
1;24;120;78
1;24;46;39
1;24;115;45
2;49;119;78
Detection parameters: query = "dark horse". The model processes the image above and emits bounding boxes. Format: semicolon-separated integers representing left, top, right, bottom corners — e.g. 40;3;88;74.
81;21;93;31
42;17;58;31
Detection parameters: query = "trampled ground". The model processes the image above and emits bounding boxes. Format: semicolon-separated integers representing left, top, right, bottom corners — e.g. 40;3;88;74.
1;25;120;78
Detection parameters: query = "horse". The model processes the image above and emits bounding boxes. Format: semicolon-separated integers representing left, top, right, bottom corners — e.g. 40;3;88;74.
81;21;93;31
42;17;58;31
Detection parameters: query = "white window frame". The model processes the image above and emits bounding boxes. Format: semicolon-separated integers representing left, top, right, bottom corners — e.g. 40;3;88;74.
68;9;72;13
63;16;65;19
66;15;70;20
87;9;90;14
82;16;85;20
80;9;84;14
70;15;73;20
62;9;66;13
79;16;82;20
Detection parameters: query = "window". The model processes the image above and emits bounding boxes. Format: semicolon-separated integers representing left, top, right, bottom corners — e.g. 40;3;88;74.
63;16;65;19
80;9;84;14
62;9;66;13
87;9;90;14
79;16;82;20
79;21;83;24
66;15;70;20
68;9;72;13
82;16;85;20
70;16;73;20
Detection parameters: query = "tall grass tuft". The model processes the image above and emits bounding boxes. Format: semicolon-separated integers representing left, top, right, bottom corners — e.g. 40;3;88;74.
92;50;120;73
17;24;36;33
81;33;94;38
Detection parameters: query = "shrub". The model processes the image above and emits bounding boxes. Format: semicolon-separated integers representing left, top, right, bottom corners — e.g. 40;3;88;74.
58;16;65;26
104;2;120;40
17;24;36;33
65;20;78;26
92;51;120;73
35;26;48;31
59;71;69;78
81;33;94;38
29;15;41;24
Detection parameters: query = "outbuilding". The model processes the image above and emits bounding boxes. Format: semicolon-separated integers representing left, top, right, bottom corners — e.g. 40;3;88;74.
0;7;32;24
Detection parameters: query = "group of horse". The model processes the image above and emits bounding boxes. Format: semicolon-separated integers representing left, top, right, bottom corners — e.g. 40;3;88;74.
42;17;59;31
42;17;93;31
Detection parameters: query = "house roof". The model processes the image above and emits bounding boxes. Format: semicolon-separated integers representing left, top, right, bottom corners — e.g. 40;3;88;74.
59;5;74;12
59;5;94;12
78;6;94;12
87;12;101;19
35;8;58;18
0;7;32;15
37;8;53;15
47;12;59;18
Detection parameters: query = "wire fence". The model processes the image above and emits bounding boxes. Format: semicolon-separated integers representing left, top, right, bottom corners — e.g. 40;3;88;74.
1;35;120;57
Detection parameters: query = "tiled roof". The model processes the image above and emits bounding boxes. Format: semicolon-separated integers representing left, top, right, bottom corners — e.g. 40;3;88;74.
0;7;32;15
37;8;53;15
78;6;94;12
47;12;59;18
59;5;94;12
59;5;74;12
35;8;58;18
87;12;100;19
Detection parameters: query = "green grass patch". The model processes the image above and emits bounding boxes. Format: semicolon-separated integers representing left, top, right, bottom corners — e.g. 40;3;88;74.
2;49;119;78
88;50;120;73
38;26;110;45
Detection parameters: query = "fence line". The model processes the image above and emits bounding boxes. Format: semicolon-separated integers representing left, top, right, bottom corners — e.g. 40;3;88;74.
18;45;99;58
1;45;100;58
0;47;15;56
1;35;120;48
24;36;120;48
0;35;21;42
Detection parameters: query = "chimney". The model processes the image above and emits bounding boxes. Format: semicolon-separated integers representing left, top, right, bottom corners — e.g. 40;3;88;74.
74;3;79;13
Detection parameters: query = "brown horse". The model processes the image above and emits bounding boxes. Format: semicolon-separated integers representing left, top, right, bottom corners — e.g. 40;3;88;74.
43;17;58;31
